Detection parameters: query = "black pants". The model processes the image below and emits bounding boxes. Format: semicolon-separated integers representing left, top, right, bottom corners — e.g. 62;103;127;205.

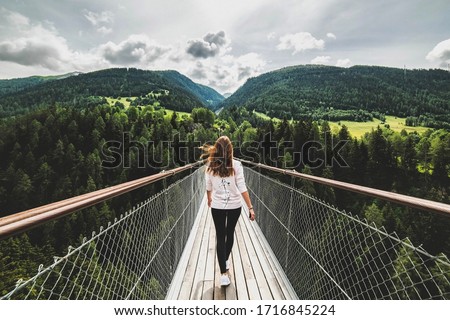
211;207;241;274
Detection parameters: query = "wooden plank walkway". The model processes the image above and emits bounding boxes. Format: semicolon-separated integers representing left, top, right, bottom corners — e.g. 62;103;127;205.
166;195;298;300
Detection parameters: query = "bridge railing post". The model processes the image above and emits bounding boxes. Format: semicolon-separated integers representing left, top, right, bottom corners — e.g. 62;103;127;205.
162;174;173;278
285;174;295;271
257;164;261;223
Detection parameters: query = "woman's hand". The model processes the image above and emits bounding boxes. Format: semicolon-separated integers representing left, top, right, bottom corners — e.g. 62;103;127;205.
207;197;212;207
249;208;255;221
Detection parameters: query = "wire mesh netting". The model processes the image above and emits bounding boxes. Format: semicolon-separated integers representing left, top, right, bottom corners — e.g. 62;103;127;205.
1;167;205;300
244;166;450;300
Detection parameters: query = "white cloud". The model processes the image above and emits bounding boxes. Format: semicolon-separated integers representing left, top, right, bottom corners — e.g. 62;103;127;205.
426;39;450;67
186;31;228;59
277;32;325;54
267;32;276;40
236;52;266;80
99;34;171;65
83;10;114;34
83;10;114;27
336;58;352;67
0;8;110;73
0;9;76;70
187;52;266;93
311;56;331;64
326;33;336;40
97;26;113;35
2;7;29;27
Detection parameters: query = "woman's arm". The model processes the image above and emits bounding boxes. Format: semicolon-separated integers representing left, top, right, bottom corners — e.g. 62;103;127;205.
207;190;212;207
206;170;212;207
241;191;255;221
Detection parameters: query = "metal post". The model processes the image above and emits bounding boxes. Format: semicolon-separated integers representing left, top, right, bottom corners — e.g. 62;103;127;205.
162;174;173;278
191;167;194;223
285;174;295;271
163;174;169;220
258;164;261;224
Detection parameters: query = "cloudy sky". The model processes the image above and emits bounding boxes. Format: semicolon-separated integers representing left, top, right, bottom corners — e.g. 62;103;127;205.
0;0;449;94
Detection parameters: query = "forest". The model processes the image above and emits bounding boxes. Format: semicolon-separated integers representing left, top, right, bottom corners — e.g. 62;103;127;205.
220;65;450;128
0;66;449;297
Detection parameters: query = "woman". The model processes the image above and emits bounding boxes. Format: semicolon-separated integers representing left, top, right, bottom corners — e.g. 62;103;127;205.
204;136;255;287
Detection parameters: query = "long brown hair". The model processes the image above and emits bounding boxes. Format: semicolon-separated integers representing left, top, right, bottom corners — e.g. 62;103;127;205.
203;136;234;177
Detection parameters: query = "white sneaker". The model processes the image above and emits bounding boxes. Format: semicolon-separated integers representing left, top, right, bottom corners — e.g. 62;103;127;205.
220;274;231;287
226;260;230;270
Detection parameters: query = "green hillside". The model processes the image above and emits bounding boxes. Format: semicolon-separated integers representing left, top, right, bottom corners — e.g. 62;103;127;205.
0;72;82;97
221;65;450;128
0;68;223;118
158;70;224;107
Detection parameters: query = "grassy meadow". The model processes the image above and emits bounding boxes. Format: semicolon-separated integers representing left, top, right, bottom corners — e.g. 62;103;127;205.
105;96;190;119
252;110;430;138
329;116;430;138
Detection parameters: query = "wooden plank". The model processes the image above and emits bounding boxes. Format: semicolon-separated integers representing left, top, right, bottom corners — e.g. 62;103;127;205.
235;221;261;299
204;213;216;281
176;199;209;299
231;236;249;300
246;278;261;300
201;280;214;300
238;216;273;299
213;253;226;300
225;254;237;300
250;219;299;299
166;195;207;299
189;209;212;300
241;208;285;300
201;211;216;300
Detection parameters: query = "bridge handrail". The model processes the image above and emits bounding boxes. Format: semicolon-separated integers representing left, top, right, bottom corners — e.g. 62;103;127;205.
236;158;450;216
0;160;205;240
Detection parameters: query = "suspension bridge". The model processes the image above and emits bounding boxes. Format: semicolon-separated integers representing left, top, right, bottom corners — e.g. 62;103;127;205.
0;159;449;300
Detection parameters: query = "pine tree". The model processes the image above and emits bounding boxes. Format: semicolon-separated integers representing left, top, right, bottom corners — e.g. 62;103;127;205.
11;169;33;212
364;202;385;226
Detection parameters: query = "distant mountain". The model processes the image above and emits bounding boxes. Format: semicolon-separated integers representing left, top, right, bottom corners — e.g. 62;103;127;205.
158;70;224;107
220;65;450;127
0;68;223;118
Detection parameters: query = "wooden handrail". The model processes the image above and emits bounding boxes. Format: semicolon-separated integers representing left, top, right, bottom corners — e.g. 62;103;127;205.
237;158;450;216
0;161;204;240
2;156;448;240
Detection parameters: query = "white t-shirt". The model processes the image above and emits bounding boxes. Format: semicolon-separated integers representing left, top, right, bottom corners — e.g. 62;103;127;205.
205;159;248;209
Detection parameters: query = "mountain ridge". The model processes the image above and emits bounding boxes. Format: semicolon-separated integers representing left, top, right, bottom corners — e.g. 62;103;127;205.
0;68;223;118
220;64;450;128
